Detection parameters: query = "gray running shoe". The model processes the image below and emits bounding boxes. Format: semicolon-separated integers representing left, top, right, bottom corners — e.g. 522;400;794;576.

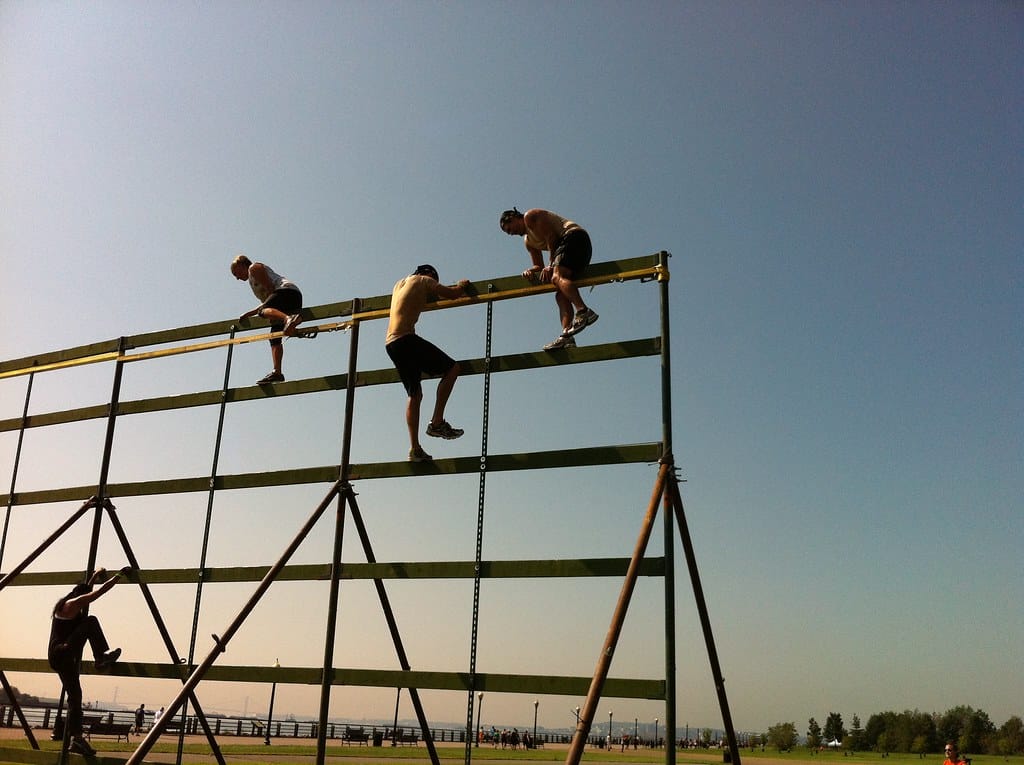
563;307;599;337
543;335;577;351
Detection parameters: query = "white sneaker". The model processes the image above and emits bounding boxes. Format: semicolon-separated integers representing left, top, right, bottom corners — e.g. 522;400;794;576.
283;314;303;336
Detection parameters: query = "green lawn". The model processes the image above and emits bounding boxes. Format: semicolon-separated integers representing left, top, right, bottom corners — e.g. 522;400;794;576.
0;742;1020;765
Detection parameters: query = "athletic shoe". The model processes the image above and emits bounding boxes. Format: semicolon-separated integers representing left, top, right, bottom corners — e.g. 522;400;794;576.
258;371;285;384
563;307;599;337
283;313;303;336
70;737;96;756
426;420;464;440
408;446;433;462
95;647;121;669
543;335;576;351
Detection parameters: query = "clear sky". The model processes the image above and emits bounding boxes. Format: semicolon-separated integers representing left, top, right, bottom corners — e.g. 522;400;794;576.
1;0;1021;739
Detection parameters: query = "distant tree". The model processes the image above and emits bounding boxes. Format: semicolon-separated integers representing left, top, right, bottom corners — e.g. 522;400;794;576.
824;712;845;744
902;710;937;753
994;716;1024;756
848;715;865;752
701;728;713;747
912;735;929;758
865;711;898;751
768;722;798;752
937;706;995;754
876;731;893;755
0;685;40;706
807;718;823;750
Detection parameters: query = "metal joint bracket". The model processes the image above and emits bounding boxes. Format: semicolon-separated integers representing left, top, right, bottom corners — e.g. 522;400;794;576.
210;633;228;654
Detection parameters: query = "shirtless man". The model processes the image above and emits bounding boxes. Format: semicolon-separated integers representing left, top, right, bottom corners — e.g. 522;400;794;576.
499;207;598;350
230;254;303;384
385;264;471;461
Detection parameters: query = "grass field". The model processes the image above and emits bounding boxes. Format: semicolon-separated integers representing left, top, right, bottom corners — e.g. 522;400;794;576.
0;736;1021;765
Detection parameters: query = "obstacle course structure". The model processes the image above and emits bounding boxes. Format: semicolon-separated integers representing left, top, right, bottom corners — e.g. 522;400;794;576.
0;252;740;765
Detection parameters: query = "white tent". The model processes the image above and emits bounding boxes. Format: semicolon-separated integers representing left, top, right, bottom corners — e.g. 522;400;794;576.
826;739;842;748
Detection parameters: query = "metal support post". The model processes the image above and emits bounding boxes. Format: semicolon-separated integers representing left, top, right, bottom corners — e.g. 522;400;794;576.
565;460;672;765
316;299;360;763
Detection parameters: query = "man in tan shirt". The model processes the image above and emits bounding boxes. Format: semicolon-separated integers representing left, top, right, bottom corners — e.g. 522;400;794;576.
385;264;471;461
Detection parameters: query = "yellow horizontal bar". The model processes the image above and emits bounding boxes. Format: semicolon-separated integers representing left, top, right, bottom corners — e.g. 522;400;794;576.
0;351;120;380
1;258;665;379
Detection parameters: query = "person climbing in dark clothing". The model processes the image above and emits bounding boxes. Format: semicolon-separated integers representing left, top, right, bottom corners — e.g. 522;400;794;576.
48;566;128;756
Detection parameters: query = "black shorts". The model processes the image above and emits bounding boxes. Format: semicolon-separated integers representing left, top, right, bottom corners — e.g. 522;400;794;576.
264;288;302;345
386;334;456;397
552;228;592;275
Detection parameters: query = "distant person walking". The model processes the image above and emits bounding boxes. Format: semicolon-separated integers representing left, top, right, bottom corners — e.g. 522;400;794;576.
48;566;128;756
134;703;146;734
230;254;303;384
385;264;471;462
499;207;597;350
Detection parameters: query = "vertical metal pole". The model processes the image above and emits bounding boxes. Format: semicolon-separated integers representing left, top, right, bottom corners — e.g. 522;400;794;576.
316;299;360;763
465;286;494;765
264;662;278;746
180;326;236;765
1;366;34;570
87;337;127;574
658;251;677;765
392;688;401;746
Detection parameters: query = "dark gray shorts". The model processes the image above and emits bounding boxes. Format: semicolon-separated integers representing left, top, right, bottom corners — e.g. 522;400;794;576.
553;228;592;274
386;334;456;397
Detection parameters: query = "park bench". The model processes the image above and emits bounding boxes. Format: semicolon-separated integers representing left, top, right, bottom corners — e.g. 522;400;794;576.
84;716;133;742
395;728;419;746
342;726;369;745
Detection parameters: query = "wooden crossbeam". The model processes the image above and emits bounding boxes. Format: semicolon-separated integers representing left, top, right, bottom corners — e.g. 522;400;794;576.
0;338;660;433
0;254;664;379
0;658;664;700
0;442;662;507
5;557;666;587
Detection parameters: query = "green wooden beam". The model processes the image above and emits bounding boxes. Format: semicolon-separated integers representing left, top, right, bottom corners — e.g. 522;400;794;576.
0;254;662;377
0;338;659;433
0;659;664;700
0;442;662;506
6;557;665;587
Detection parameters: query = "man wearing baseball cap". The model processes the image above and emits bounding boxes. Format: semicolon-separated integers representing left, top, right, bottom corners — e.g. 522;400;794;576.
385;264;472;461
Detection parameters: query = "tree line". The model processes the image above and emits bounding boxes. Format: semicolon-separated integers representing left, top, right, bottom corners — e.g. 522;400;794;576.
765;708;1024;756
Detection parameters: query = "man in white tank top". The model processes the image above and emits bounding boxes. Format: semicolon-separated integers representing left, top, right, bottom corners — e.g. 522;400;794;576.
499;207;598;351
231;254;303;384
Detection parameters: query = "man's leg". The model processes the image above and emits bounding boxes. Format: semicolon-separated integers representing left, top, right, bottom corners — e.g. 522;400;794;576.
271;342;284;375
554;290;575;332
406;390;424;451
552;267;587;314
430;362;460;426
553;266;598;337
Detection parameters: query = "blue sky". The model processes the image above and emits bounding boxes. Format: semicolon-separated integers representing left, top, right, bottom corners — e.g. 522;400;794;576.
1;1;1021;737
